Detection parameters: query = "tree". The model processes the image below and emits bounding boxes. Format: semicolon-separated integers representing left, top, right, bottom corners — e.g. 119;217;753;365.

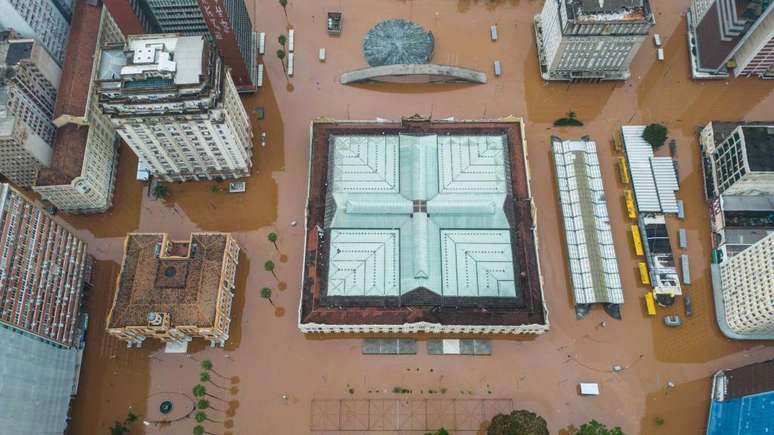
153;183;168;199
264;260;277;279
278;0;288;19
642;123;668;148
425;429;450;435
195;411;208;423
193;426;205;435
576;420;624;435
268;232;278;249
110;422;128;435
261;287;274;306
278;35;286;47
125;411;138;425
276;49;286;75
487;410;549;435
197;399;210;411
200;371;225;389
201;359;227;379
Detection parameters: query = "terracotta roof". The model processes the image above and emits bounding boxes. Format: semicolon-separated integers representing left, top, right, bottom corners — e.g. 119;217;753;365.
36;124;88;186
53;0;101;119
108;233;229;329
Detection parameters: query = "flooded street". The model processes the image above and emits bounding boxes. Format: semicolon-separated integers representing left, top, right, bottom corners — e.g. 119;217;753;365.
65;0;773;434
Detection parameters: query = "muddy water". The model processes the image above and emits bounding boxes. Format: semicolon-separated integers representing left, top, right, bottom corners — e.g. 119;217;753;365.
65;0;773;434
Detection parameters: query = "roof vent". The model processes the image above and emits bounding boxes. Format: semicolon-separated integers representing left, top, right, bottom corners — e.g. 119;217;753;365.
147;312;165;327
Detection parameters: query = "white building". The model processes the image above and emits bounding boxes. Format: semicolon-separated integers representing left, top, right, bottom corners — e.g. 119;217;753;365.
701;122;774;197
0;0;70;66
33;2;122;214
0;35;61;186
96;34;254;182
719;232;774;336
534;0;654;81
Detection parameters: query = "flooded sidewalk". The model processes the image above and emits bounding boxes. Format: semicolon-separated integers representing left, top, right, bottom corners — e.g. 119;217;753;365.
65;1;774;434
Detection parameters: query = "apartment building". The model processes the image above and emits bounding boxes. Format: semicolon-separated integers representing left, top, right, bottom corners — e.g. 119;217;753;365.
534;0;654;81
96;34;253;182
688;0;774;79
0;183;92;348
718;232;774;336
104;0;259;92
701;122;774;197
106;232;240;348
0;0;71;66
33;1;122;214
0;34;61;186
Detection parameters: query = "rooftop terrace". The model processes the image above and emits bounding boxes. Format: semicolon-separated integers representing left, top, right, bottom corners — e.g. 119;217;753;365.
567;0;650;22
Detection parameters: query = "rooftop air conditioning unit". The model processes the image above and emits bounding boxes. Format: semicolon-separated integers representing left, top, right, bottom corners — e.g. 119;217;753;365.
147;312;164;327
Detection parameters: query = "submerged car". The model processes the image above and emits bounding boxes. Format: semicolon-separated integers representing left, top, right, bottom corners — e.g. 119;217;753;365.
663;315;682;327
684;295;693;317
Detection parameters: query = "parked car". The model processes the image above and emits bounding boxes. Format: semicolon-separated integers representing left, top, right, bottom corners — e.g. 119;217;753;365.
663;315;682;327
684;295;693;317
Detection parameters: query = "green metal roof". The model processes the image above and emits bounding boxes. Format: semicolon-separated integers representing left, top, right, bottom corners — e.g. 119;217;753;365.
326;134;517;298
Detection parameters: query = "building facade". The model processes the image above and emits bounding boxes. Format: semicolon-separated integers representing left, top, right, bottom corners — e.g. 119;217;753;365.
0;183;92;348
96;34;253;182
534;0;654;81
0;34;61;186
688;0;774;79
106;232;240;347
33;2;122;214
0;0;71;66
104;0;259;92
701;122;774;197
719;232;774;336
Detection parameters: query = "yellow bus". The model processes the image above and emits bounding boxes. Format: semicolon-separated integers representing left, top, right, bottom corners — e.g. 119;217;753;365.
618;156;630;184
624;190;637;219
631;224;644;256
645;292;656;316
638;261;650;285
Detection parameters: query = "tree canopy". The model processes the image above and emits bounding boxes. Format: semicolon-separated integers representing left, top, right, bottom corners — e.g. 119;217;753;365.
576;419;624;435
487;410;549;435
642;123;668;148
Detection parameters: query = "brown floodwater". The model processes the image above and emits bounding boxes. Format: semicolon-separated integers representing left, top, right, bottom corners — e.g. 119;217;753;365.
64;0;774;434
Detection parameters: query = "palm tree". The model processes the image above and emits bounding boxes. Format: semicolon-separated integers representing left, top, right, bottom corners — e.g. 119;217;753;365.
264;260;277;279
193;426;205;435
276;49;286;75
110;422;128;435
278;35;286;47
200;359;228;380
193;384;226;402
268;232;278;249
278;0;288;20
200;371;225;389
260;287;274;306
125;411;138;425
153;183;168;199
195;411;223;424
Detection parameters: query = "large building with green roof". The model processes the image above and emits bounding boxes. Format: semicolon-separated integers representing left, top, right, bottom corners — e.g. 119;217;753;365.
299;118;548;334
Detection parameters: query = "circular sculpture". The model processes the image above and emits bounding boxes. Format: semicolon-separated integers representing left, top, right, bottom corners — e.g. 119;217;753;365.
362;19;434;67
159;400;173;415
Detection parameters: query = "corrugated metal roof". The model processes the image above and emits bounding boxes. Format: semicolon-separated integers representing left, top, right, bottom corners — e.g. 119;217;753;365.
622;125;680;213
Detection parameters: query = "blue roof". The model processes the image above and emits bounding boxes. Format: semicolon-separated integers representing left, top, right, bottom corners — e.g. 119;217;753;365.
707;392;774;435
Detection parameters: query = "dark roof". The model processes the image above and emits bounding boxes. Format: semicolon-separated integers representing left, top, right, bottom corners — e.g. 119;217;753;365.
35;124;88;186
695;1;768;71
108;233;230;329
53;0;101;119
5;41;33;66
300;120;546;330
743;126;774;172
722;359;774;401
